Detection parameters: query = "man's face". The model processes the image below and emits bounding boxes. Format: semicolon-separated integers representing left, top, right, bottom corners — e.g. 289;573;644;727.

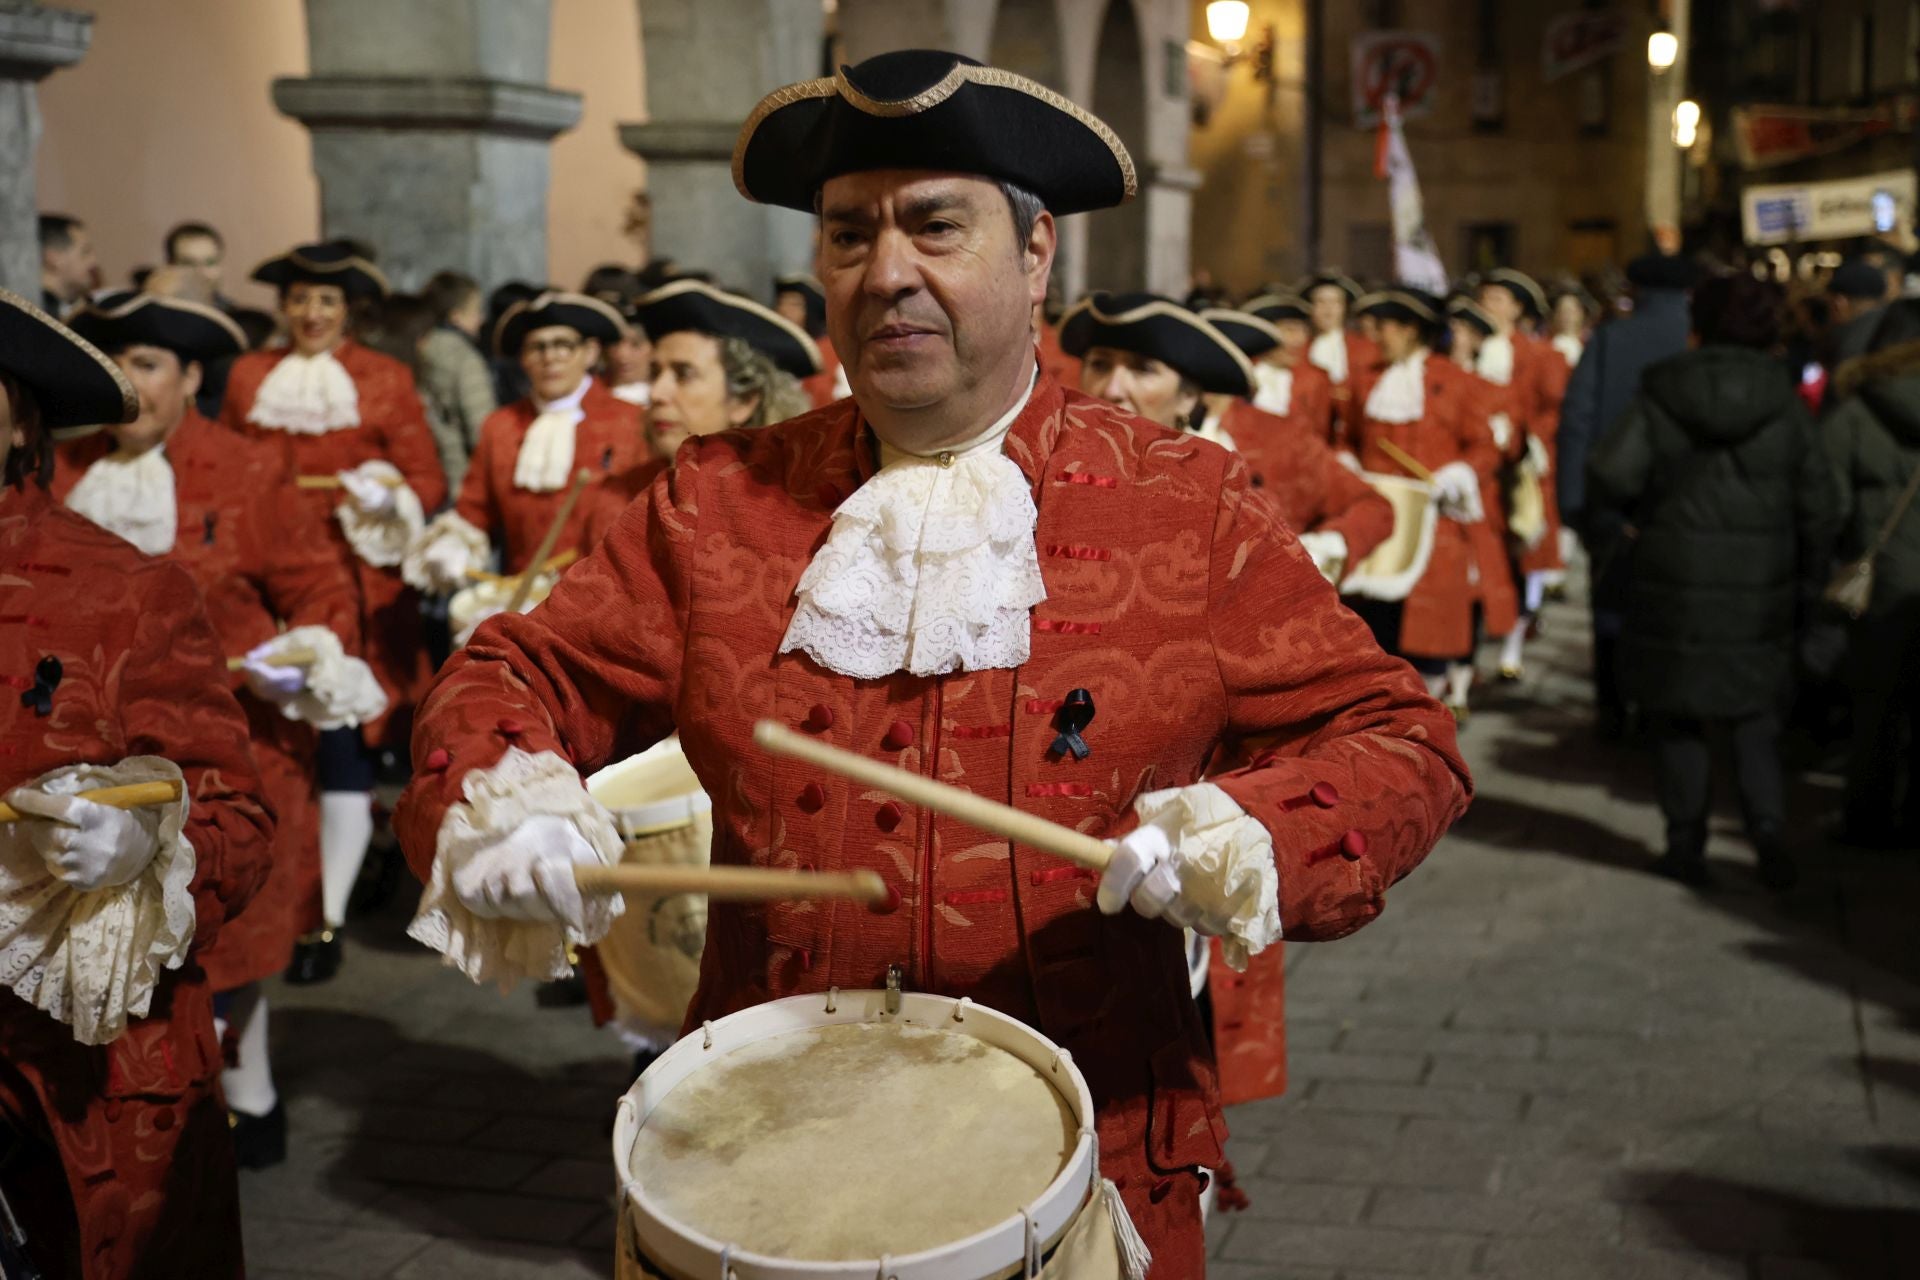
604;326;651;389
817;170;1051;419
1308;285;1347;335
109;345;198;454
1476;285;1522;332
1376;317;1424;364
1078;346;1197;429
282;283;349;356
1447;319;1482;368
646;329;755;461
168;233;223;298
520;324;596;403
1274;317;1311;364
43;225;100;303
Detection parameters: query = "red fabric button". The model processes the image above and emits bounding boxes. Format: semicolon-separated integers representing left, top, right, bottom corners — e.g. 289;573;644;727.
1339;829;1368;861
495;718;523;737
803;703;834;732
103;1101;123;1124
875;802;903;832
798;782;826;813
152;1108;175;1132
424;747;451;772
867;883;902;915
1311;781;1339;808
882;719;915;751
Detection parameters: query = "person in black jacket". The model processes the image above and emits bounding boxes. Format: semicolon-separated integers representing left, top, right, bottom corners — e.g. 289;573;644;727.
1588;274;1840;889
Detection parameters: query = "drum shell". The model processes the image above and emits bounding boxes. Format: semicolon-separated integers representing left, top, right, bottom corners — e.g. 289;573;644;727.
1341;472;1438;602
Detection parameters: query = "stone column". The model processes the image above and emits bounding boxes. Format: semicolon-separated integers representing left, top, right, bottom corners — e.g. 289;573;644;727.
0;2;93;297
272;0;581;291
619;0;821;299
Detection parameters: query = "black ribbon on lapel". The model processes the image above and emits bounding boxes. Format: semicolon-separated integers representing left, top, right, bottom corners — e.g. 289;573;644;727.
21;656;60;718
203;511;218;545
1050;688;1095;760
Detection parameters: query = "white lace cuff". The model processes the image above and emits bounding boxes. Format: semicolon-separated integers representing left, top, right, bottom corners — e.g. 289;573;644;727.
1297;530;1348;584
408;747;625;989
1132;781;1280;971
337;462;426;569
0;757;194;1046
402;510;490;593
264;625;387;730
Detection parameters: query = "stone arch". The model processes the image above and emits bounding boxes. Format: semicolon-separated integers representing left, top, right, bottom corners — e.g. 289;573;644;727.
987;0;1064;92
1083;0;1147;294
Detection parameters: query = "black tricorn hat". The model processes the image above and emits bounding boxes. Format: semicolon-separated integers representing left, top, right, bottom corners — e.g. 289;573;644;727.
69;291;247;367
1828;257;1889;301
734;50;1136;216
1481;268;1548;320
251;242;389;302
1295;271;1364;303
1242;292;1311;325
1200;308;1285;359
1059;293;1254;397
1445;295;1496;338
494;291;628;359
773;273;828;337
1624;252;1700;291
635;279;822;379
1355;288;1444;334
0;287;138;439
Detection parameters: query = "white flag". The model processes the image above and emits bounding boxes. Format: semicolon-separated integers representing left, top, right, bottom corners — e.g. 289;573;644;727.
1377;93;1449;294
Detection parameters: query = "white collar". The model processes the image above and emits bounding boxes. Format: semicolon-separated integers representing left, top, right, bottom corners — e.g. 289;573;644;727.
514;377;594;493
248;347;361;434
1364;349;1428;424
533;374;593;416
1308;329;1349;384
65;448;177;556
1476;332;1515;386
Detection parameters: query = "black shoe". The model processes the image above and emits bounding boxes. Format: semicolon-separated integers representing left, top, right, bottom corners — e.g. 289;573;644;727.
283;930;342;985
230;1101;287;1170
1755;841;1799;892
1651;852;1714;889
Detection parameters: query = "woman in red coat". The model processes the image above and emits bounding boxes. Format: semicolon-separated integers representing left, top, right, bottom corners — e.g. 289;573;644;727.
57;293;379;1168
1243;291;1337;446
776;274;850;408
220;242;447;983
1298;270;1381;443
0;288;274;1279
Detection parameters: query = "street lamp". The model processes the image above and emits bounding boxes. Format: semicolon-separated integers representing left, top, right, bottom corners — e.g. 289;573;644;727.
1672;98;1700;147
1207;2;1251;45
1648;22;1678;71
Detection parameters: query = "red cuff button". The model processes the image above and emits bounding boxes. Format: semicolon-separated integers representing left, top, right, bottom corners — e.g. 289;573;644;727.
798;782;826;813
882;719;915;750
875;802;903;832
804;704;834;732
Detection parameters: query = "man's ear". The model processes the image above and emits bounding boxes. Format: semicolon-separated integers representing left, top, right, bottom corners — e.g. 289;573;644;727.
183;360;204;401
1026;209;1058;308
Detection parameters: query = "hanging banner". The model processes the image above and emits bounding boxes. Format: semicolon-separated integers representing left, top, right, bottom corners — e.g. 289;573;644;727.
1351;31;1441;127
1542;9;1629;82
1731;100;1918;169
1740;169;1915;246
1377;93;1449;293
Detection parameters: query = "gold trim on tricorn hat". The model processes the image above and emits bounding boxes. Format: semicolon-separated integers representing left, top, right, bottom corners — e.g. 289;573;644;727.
0;286;139;439
635;279;823;379
1202;308;1288;358
251;242;389;302
1482;268;1548;319
1354;289;1443;329
69;291;248;366
493;291;628;359
1059;292;1254;397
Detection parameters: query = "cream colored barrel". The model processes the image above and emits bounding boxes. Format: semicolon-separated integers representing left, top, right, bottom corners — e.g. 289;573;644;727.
1340;472;1438;602
585;739;712;1051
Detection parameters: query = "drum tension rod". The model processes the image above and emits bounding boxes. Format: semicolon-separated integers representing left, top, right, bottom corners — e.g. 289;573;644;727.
885;963;903;1015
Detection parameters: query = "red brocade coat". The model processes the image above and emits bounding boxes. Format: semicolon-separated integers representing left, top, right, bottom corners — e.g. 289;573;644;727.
1217;399;1395;564
1449;370;1522;639
0;485;272;1280
455;379;648;572
52;412;364;984
1514;333;1570;574
1348;356;1502;660
1281;360;1338;449
1320;330;1381;445
221;340;447;747
394;378;1470;1270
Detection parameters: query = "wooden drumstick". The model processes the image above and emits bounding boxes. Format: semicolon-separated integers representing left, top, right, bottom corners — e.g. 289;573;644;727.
463;547;580;584
503;469;592;616
573;863;888;904
1375;438;1437;485
225;645;318;672
294;472;408;491
752;721;1113;871
0;779;184;824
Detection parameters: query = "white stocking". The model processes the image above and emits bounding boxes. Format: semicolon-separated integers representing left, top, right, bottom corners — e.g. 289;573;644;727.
220;983;278;1117
1499;626;1527;673
320;790;375;928
1523;570;1549;615
1445;663;1474;706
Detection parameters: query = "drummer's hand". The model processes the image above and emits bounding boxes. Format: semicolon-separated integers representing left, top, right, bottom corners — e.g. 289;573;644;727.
451;814;600;927
240;640;309;704
1096;825;1229;936
338;461;401;517
3;790;160;891
421;537;474;592
1431;461;1483;522
1296;530;1348;584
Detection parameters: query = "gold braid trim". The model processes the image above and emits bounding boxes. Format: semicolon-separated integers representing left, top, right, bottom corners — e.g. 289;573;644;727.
1060;296;1255;386
0;286;139;425
634;279;823;375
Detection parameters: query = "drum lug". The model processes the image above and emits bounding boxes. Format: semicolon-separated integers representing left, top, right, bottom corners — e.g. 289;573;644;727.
885;963;903;1015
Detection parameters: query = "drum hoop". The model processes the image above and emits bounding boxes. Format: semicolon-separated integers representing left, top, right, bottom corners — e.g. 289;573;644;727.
614;989;1099;1280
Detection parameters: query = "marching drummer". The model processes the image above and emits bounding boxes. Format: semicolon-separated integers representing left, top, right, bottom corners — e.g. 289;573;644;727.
774;273;849;408
394;51;1470;1274
0;288;274;1278
221;241;448;984
1298;269;1379;441
1060;291;1392;583
1241;291;1336;446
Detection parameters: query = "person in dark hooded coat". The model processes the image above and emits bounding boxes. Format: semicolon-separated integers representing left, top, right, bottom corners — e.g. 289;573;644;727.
1825;299;1920;846
1588;274;1840;889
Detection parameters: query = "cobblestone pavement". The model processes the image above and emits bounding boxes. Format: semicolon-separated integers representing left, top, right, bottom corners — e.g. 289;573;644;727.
246;590;1920;1278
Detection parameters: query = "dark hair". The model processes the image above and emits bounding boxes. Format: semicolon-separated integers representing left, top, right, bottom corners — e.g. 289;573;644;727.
423;270;482;324
581;264;641;310
163;221;222;261
231;308;277;350
999;181;1045;251
0;373;51;489
37;214;81;252
1690;274;1782;349
356;293;438;377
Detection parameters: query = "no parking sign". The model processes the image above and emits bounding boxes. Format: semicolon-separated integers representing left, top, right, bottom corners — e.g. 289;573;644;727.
1351;31;1442;128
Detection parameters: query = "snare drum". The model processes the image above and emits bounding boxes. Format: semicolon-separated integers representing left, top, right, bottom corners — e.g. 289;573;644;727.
586;740;712;1051
1340;472;1438;602
612;989;1136;1280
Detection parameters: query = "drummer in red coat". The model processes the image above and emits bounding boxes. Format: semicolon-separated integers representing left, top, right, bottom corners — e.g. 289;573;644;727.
777;274;849;408
220;242;447;984
1344;289;1502;703
54;292;380;1169
1298;270;1380;443
393;51;1470;1275
0;288;274;1279
1241;291;1337;447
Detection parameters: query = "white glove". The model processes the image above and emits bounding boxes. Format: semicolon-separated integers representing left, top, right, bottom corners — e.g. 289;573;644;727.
420;536;475;594
338;461;402;517
1335;450;1363;475
1431;461;1484;523
1489;412;1513;451
1296;530;1348;583
2;788;161;891
240;640;309;704
450;813;602;928
1525;433;1551;477
1096;825;1232;937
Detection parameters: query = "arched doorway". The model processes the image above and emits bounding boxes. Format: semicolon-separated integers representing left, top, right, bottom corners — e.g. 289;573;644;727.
988;0;1063;91
1084;0;1146;294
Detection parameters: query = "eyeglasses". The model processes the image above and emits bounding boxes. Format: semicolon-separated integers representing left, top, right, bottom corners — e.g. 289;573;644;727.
525;337;581;358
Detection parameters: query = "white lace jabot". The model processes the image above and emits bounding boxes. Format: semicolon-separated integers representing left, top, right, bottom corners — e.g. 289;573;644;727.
65;448;177;556
1308;329;1349;385
1251;363;1293;416
1476;332;1515;387
515;376;592;493
1364;349;1428;424
248;349;361;434
779;377;1046;679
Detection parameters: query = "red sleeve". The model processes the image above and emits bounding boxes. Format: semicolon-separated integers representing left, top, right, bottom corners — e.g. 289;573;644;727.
376;364;448;511
1203;455;1470;942
454;409;504;535
245;480;364;648
218;353;267;432
1532;341;1571;443
124;560;275;950
393;447;698;881
1310;436;1394;563
1296;365;1335;448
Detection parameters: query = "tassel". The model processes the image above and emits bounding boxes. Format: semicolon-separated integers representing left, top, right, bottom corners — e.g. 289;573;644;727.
1212;1160;1252;1213
1102;1178;1153;1280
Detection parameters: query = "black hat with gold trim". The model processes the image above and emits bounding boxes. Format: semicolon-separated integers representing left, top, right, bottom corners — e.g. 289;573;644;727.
251;241;389;302
69;291;247;367
1355;288;1443;336
1481;268;1548;320
773;273;828;337
1242;292;1311;325
0;287;138;439
635;279;823;379
1296;271;1365;304
1058;292;1254;397
494;291;628;359
1200;308;1285;360
1445;295;1496;338
734;49;1136;216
